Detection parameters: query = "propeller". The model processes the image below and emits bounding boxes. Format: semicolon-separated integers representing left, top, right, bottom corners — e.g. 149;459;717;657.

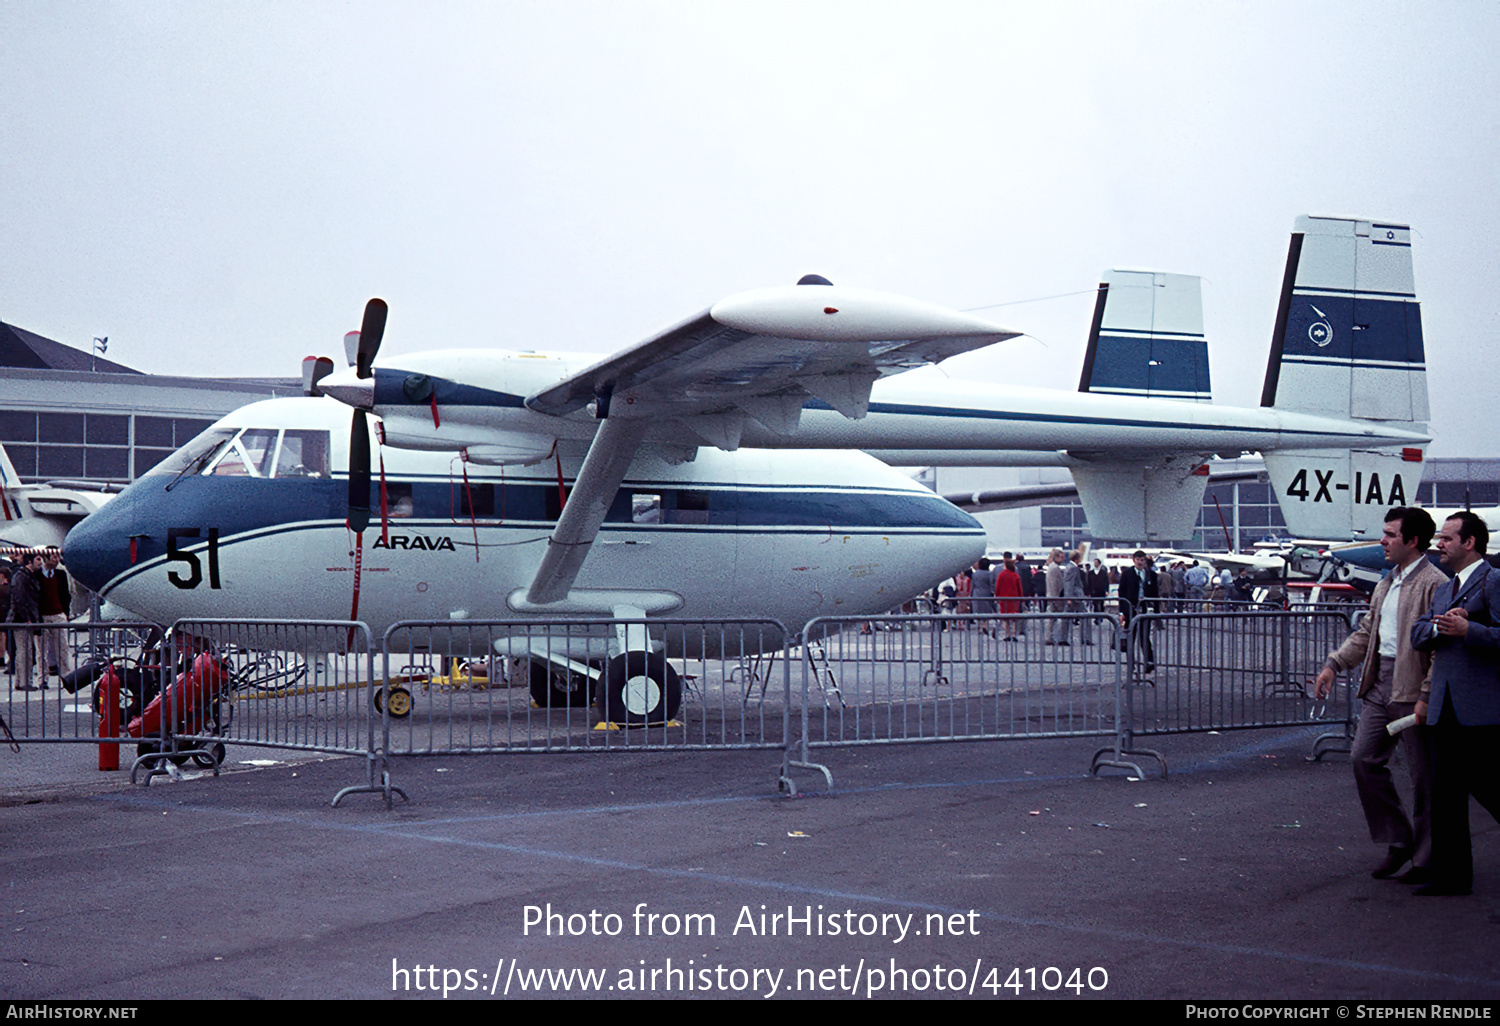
348;408;372;533
345;298;386;533
356;298;387;379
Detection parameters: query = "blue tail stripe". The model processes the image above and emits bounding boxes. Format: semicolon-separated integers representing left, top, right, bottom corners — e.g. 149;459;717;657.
1090;335;1211;396
1283;294;1425;365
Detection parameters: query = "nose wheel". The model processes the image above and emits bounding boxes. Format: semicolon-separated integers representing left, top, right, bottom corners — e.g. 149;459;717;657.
596;651;680;727
374;685;412;718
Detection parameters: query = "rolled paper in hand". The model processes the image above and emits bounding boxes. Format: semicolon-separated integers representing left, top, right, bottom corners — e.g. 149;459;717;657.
1386;713;1419;736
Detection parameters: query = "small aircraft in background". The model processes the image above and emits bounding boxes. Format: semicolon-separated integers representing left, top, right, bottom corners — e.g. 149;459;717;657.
0;442;118;554
1321;507;1500;590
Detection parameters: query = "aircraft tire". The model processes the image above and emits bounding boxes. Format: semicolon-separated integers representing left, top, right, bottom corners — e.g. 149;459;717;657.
596;652;680;727
374;685;413;719
529;660;591;708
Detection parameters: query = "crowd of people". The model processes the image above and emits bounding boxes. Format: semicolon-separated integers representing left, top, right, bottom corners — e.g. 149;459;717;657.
936;549;1259;630
2;549;74;692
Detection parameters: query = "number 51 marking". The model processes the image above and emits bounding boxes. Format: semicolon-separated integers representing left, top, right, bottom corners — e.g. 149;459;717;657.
166;527;222;590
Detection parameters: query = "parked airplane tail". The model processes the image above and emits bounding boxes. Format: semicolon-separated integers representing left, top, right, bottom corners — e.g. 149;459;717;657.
0;442;22;522
1078;270;1211;402
1068;453;1210;543
1260;216;1430;541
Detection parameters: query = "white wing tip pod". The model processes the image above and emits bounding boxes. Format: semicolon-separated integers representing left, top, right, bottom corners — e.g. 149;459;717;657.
709;285;1020;344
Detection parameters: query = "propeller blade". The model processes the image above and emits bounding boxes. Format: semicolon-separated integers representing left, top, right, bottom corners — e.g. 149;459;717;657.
356;298;388;380
348;409;372;533
301;355;335;396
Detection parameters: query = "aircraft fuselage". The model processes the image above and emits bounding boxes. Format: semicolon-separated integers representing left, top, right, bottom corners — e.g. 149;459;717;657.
63;397;987;638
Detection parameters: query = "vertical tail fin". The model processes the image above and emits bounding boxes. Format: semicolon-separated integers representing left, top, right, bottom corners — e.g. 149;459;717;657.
1261;216;1428;422
1261;216;1430;541
1078;270;1211;402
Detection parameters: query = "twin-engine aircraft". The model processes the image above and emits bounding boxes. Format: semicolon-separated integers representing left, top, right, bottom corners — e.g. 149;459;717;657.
63;215;1430;722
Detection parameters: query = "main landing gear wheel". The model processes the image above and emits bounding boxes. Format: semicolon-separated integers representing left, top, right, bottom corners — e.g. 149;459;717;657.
374;685;413;719
596;652;680;727
529;660;591;708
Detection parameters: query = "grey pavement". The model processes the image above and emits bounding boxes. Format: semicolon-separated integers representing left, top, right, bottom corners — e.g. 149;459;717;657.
2;727;1498;1000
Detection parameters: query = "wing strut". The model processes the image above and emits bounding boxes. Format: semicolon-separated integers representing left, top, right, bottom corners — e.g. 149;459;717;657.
524;416;647;605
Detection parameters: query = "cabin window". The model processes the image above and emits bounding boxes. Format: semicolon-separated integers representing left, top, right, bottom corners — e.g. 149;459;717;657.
670;490;710;525
142;427;236;479
272;430;330;478
209;428;278;477
631;492;663;524
384;483;415;518
456;481;495;519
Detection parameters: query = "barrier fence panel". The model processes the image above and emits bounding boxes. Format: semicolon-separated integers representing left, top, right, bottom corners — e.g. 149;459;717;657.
792;612;1122;787
1096;609;1357;777
161;619;390;804
1136;598;1277;615
379;618;793;789
2;608;1369;801
1;620;161;749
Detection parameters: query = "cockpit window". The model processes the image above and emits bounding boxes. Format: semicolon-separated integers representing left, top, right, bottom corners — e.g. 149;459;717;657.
209;428;278;477
146;427;237;480
273;430;330;478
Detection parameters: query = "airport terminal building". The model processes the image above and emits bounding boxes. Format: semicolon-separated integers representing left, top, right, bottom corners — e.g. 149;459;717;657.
1;319;300;484
6;319;1496;554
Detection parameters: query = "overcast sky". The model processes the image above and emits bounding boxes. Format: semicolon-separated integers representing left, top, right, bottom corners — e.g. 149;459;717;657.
3;1;1496;456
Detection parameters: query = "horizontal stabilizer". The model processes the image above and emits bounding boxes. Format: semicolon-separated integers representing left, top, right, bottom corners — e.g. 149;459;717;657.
1079;271;1210;402
942;468;1265;515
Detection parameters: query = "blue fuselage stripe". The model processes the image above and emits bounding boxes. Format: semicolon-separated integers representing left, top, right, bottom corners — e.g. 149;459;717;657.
65;474;981;596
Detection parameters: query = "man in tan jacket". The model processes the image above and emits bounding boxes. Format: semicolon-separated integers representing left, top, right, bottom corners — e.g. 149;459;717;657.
1314;507;1445;883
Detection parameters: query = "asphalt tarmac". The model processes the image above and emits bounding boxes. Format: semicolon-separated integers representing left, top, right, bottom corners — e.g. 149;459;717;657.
2;726;1498;1001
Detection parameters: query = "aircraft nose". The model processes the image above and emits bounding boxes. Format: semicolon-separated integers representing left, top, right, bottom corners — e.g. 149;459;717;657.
62;488;139;596
319;369;374;409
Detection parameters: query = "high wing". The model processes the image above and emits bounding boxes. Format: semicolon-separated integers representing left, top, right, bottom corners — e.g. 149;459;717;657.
525;281;1020;442
516;282;1017;609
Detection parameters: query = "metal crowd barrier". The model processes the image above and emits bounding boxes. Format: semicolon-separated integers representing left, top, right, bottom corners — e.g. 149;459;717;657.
791;612;1123;788
1;620;161;750
3;606;1371;802
1135;597;1276;615
379;618;797;788
1092;609;1357;777
157;619;390;804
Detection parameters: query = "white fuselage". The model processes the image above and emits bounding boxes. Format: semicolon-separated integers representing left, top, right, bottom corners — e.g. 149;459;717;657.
62;397;987;638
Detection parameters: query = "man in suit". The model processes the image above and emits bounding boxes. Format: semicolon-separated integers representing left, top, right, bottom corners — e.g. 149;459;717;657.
1410;510;1500;896
1050;549;1092;646
6;553;45;691
38;550;71;680
1015;556;1035;613
1117;550;1158;673
1042;548;1065;643
1313;507;1444;883
1087;558;1110;615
